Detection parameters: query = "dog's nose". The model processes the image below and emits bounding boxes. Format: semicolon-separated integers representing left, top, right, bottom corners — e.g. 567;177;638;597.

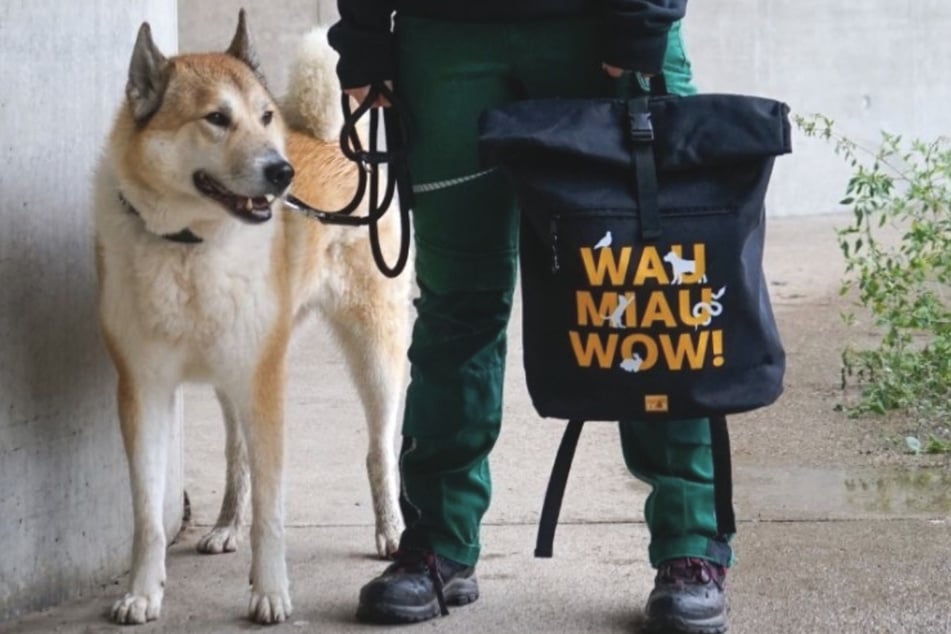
265;160;294;189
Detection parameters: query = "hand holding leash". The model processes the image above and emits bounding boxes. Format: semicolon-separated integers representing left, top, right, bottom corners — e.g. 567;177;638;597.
283;82;411;279
344;80;393;108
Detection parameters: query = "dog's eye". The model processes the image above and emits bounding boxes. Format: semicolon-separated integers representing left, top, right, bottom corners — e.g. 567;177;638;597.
262;111;274;126
204;112;231;128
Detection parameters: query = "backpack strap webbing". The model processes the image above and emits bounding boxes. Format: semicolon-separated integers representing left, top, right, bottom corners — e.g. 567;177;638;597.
534;419;584;558
709;414;737;535
534;415;737;558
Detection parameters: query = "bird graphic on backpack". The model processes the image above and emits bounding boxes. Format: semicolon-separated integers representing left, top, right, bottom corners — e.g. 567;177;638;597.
593;231;612;250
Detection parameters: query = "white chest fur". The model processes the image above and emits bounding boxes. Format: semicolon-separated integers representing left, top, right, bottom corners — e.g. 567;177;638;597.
132;237;276;346
97;200;282;380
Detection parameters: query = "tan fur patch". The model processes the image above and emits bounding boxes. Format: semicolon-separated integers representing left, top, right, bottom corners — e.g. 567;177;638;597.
148;54;269;133
101;327;139;455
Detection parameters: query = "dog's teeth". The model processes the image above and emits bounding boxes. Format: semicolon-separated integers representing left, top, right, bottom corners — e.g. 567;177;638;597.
244;198;253;211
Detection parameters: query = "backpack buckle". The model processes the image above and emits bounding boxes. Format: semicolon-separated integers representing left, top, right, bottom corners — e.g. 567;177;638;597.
628;110;654;143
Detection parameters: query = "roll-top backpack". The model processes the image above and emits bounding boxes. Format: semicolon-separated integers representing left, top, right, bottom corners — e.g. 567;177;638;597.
478;92;792;557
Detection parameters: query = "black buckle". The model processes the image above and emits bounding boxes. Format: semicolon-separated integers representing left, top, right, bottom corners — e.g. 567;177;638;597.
628;110;654;143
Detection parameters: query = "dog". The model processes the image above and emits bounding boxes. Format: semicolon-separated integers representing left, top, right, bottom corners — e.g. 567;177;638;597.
94;11;410;625
663;249;707;285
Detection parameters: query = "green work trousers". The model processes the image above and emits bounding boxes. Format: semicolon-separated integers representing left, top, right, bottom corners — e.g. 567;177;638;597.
393;15;732;569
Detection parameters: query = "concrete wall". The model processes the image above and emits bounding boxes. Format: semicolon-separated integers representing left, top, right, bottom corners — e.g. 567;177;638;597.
177;0;332;95
0;0;182;621
687;0;951;216
181;0;951;217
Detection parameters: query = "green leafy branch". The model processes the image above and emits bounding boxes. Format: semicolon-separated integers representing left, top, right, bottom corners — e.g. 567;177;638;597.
796;114;951;451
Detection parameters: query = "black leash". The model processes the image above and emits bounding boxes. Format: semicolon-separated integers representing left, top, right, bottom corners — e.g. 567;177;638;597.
284;83;412;278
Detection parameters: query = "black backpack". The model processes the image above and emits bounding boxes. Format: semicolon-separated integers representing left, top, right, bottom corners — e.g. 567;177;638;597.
479;93;791;556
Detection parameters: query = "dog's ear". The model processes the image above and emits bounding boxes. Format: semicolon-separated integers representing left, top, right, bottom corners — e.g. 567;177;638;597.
126;22;169;123
226;9;267;85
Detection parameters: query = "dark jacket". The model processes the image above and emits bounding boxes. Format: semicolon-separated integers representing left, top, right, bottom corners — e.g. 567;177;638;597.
329;0;687;88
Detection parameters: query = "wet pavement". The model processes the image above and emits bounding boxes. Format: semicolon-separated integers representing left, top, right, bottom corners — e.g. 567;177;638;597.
737;464;951;519
4;214;950;633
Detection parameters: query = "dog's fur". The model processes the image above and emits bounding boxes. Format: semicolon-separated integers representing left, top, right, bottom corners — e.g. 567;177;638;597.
94;13;409;625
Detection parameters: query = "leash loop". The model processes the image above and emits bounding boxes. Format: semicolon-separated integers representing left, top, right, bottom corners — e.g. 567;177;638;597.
284;82;411;278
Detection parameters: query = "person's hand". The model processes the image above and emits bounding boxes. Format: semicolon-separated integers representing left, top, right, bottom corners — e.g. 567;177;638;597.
343;81;393;108
602;63;653;80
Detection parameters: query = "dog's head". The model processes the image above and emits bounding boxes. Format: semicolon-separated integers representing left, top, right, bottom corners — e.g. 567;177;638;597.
116;10;291;228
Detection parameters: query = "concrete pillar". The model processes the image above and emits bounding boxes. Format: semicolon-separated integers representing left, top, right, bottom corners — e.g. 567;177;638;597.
0;0;181;621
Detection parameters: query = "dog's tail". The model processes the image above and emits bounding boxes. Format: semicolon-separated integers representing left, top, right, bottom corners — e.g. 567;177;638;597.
282;26;344;142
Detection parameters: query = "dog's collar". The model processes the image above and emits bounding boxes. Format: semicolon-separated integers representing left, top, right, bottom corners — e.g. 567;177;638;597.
117;193;204;244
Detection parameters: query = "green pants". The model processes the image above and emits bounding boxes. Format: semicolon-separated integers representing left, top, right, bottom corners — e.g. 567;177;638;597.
394;16;732;568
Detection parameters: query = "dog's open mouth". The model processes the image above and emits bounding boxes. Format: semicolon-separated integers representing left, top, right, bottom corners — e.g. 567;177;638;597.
193;171;275;224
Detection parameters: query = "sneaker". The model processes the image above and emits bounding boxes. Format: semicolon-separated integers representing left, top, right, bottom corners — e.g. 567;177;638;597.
356;549;479;624
644;557;728;634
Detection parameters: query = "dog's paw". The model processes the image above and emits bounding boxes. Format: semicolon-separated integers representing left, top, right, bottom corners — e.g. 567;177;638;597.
111;592;162;624
196;526;240;554
248;589;292;625
376;516;404;559
376;528;401;559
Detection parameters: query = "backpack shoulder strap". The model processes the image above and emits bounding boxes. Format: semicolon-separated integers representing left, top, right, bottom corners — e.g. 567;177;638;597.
535;419;585;558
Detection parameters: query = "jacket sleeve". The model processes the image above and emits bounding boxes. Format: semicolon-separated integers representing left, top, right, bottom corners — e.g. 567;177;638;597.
327;0;396;89
602;0;687;74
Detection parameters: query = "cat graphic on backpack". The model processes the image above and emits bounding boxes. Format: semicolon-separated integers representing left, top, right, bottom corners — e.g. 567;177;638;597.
602;293;633;329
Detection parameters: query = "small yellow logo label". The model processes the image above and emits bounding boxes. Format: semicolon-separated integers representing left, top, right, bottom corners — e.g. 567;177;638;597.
645;395;669;413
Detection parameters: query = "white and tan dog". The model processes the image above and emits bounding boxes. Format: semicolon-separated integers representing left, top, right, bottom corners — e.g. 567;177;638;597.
94;12;409;625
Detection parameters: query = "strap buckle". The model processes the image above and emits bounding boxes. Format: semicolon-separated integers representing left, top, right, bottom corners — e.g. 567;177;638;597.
628;110;654;143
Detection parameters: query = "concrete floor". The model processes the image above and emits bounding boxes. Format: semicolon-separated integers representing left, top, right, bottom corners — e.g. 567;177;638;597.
4;214;951;633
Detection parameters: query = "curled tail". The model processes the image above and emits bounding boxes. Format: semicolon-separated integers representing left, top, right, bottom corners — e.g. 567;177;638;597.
282;26;344;142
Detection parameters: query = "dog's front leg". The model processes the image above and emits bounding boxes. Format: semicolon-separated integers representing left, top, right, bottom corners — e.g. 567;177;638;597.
232;351;291;624
111;372;177;624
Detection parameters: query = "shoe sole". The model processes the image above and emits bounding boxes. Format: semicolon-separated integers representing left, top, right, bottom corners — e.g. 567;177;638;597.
356;575;480;624
645;614;728;634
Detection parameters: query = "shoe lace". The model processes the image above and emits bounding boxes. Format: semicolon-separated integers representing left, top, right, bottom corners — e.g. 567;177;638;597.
657;557;726;591
390;549;450;616
424;552;450;616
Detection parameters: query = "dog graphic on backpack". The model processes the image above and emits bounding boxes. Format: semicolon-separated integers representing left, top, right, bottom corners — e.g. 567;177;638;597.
663;249;707;285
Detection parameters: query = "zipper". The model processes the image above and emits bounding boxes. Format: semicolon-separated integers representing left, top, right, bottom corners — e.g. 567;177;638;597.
547;207;735;274
549;216;560;273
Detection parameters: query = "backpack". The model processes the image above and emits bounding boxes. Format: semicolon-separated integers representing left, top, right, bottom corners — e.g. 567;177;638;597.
479;92;792;556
